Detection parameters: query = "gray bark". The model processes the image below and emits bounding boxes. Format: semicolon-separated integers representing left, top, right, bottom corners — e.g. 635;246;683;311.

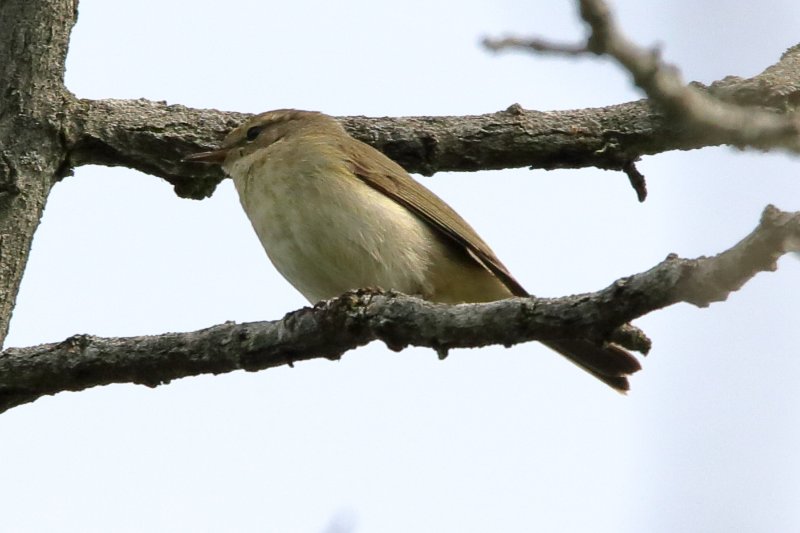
0;0;798;412
1;205;797;413
0;0;77;344
64;50;800;201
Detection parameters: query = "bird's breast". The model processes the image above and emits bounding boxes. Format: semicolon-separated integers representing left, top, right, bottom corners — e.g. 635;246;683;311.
225;146;440;303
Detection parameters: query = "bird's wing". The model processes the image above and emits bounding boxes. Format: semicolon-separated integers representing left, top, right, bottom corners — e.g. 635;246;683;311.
344;139;529;297
343;137;642;393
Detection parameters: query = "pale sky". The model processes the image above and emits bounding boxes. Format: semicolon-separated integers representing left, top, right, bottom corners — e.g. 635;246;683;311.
2;1;799;532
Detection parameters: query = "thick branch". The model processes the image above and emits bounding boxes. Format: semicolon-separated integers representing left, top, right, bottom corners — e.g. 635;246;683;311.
1;205;796;414
64;40;800;200
0;0;77;346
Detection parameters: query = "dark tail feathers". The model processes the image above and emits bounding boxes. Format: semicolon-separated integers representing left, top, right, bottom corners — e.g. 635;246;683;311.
542;339;642;392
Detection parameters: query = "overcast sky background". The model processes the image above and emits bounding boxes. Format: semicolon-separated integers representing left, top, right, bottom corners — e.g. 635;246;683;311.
2;1;799;532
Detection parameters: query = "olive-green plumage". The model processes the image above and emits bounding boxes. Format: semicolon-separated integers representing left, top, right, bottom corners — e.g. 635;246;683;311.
185;109;641;391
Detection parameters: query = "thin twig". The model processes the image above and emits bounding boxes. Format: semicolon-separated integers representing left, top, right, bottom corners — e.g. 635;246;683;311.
484;0;800;152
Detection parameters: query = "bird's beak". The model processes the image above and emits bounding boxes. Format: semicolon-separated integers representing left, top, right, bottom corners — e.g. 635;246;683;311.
183;148;229;164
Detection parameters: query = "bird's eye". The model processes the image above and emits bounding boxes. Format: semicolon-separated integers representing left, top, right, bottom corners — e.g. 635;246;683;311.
245;126;263;141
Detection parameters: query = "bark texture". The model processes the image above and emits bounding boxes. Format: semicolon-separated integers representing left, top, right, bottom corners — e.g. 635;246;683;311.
1;205;797;413
0;0;77;344
0;0;798;413
64;47;800;201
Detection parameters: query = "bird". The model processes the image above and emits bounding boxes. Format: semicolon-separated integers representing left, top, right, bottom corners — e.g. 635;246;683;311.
184;109;641;391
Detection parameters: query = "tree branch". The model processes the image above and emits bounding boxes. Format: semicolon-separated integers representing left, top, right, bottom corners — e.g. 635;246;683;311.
485;0;800;153
1;205;796;414
63;35;800;201
3;0;798;415
0;0;77;346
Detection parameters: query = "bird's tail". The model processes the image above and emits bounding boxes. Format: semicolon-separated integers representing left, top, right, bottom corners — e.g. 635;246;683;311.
542;339;642;392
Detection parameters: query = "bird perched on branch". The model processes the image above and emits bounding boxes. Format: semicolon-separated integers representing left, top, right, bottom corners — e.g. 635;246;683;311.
185;109;642;391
